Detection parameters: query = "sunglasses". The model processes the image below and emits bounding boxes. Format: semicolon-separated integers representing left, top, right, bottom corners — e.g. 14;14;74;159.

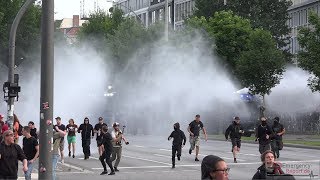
213;167;230;173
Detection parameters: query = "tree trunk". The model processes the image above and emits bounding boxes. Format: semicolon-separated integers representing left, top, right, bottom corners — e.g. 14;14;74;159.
259;95;266;118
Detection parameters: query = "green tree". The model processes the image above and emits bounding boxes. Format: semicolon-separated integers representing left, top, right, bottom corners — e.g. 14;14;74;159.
0;0;41;66
236;28;285;107
297;12;320;92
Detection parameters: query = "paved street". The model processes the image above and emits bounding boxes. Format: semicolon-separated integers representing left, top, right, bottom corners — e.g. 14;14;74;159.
18;135;320;180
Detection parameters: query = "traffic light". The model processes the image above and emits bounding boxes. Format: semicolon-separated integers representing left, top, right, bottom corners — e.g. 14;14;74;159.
3;74;21;101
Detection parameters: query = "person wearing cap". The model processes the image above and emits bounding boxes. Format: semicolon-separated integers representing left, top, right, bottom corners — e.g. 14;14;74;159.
78;117;94;160
94;117;107;157
54;116;66;163
168;122;186;168
271;117;285;158
110;122;129;172
28;121;38;140
0;130;28;179
256;117;274;154
225;116;244;163
201;155;229;180
188;114;207;161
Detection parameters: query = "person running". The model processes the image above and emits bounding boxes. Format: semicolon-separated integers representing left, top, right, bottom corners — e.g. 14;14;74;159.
201;155;230;180
225;116;244;163
54;117;66;163
78;117;94;160
22;126;39;180
28;121;38;140
110;122;129;172
52;125;66;180
100;125;115;175
256;117;274;154
66;119;78;158
187;114;207;161
0;130;28;179
271;117;285;159
168;122;186;168
94;117;107;157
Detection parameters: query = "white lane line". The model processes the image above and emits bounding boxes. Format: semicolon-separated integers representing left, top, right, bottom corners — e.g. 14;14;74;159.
78;156;100;160
159;149;171;152
58;162;93;173
154;154;172;158
92;164;201;170
123;155;172;165
198;154;245;162
227;152;260;157
134;145;145;148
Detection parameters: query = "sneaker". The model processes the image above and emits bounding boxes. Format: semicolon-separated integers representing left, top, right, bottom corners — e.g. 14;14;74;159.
114;167;119;172
189;149;192;154
172;164;175;168
72;155;75;158
234;159;237;163
68;151;71;157
100;171;108;175
177;156;181;161
108;171;115;175
195;158;199;161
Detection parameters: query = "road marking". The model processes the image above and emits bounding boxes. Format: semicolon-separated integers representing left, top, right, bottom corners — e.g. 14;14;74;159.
198;154;245;161
134;145;145;148
227;152;260;157
159;148;171;152
78;156;99;160
123;155;172;165
154;154;172;158
58;161;93;173
92;164;201;170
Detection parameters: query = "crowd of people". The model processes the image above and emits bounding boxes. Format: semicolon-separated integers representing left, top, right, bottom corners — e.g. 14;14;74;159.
0;112;298;180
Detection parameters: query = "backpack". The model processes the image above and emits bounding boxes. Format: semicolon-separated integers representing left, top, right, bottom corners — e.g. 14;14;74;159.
18;124;23;136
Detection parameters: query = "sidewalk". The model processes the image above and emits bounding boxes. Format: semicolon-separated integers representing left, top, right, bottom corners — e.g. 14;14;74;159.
208;134;320;150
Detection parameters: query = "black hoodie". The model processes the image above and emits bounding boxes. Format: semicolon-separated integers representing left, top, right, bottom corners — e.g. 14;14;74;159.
168;123;186;147
78;119;94;140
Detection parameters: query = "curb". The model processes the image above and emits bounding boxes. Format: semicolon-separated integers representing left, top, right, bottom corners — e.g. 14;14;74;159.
208;138;320;150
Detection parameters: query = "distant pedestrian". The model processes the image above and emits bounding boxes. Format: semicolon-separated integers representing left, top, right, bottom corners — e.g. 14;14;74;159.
252;150;286;179
99;125;115;175
52;125;66;180
66;119;78;158
256;117;273;154
54;117;66;163
110;122;129;172
168;122;186;168
271;117;285;158
225;116;244;163
22;126;39;180
94;117;107;157
0;130;28;179
188;114;207;161
28;121;38;140
78;117;94;160
201;155;229;180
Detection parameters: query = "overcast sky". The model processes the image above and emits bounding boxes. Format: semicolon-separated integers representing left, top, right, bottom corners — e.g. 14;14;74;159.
54;0;112;20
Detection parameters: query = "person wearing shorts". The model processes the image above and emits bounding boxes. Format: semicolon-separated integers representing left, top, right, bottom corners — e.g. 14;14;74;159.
66;119;78;158
225;116;244;163
54;117;66;163
94;117;107;156
187;114;207;161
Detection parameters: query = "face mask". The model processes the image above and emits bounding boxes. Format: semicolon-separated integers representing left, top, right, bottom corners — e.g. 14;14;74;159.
262;121;267;126
274;120;279;124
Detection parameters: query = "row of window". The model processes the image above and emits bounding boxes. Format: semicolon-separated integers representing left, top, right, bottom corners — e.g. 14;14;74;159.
175;0;194;21
288;3;320;27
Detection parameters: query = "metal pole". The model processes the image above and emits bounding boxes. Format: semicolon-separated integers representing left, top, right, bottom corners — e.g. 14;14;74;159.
7;0;35;130
164;0;169;41
38;0;54;179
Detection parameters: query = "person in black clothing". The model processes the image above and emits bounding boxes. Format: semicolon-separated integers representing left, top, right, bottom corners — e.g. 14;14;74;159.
168;122;186;168
0;130;28;179
256;117;274;154
187;114;207;161
225;116;244;163
22;126;39;180
28;121;38;140
54;117;66;163
78;117;94;160
94;117;107;157
100;125;115;175
271;117;285;159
